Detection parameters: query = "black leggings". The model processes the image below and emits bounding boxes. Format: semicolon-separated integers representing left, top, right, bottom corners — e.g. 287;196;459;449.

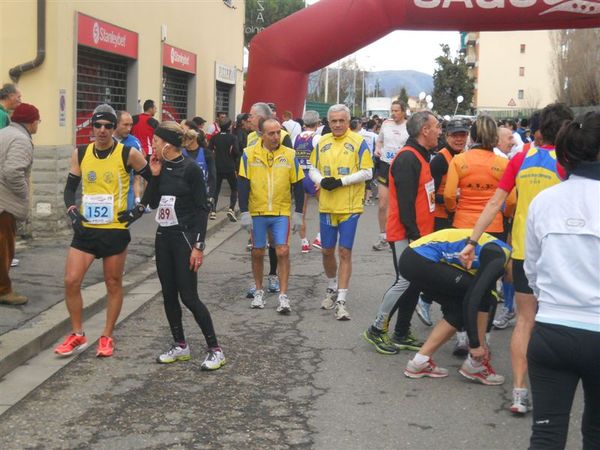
214;172;237;211
528;322;600;450
155;229;218;348
396;245;505;346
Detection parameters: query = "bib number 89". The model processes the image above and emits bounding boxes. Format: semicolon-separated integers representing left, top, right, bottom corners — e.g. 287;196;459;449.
157;208;171;220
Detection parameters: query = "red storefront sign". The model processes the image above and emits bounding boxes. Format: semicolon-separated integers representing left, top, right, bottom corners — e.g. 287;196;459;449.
77;13;138;59
162;44;197;74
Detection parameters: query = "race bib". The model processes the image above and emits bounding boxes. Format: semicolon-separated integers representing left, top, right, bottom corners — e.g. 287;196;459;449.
155;195;179;227
82;194;114;224
425;180;435;213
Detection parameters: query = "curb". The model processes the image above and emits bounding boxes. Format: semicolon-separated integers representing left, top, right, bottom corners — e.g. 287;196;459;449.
0;213;235;380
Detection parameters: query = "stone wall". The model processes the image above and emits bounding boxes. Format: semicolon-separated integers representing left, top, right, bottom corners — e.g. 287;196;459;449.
26;144;73;238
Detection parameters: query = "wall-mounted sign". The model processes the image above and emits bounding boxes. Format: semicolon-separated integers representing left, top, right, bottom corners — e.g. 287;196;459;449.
77;13;138;59
162;44;197;74
59;89;66;127
215;62;236;84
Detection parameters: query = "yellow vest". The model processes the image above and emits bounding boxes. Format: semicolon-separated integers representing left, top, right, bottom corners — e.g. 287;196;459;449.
310;130;373;214
80;142;130;230
238;141;303;216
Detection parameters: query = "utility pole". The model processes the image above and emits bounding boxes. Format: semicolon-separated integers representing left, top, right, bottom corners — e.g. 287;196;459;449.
336;63;341;104
324;67;329;103
352;68;357;115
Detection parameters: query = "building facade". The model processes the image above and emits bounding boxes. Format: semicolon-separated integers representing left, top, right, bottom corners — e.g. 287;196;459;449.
0;0;244;236
464;30;555;115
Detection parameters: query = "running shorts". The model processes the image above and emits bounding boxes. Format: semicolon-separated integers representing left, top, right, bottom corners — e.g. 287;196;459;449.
251;216;289;249
319;213;360;250
512;259;533;294
71;227;131;259
375;161;390;187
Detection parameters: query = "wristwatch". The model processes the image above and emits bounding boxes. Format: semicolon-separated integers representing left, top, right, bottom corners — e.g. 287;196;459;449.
193;241;206;251
466;239;478;247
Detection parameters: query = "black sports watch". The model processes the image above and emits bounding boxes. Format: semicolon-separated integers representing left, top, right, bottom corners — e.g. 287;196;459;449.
193;241;206;251
466;238;478;247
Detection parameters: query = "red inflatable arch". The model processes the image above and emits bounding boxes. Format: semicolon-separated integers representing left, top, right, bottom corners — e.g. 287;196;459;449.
243;0;600;117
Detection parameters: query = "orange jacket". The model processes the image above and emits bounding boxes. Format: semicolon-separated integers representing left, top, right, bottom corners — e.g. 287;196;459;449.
444;148;516;232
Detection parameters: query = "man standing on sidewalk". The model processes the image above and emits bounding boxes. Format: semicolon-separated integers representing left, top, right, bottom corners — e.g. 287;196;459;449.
113;110;142;209
0;83;22;129
0;103;41;305
309;104;373;321
55;104;149;357
238;118;304;313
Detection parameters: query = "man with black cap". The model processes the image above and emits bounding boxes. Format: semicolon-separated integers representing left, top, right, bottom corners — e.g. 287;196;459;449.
0;103;40;305
55;103;150;358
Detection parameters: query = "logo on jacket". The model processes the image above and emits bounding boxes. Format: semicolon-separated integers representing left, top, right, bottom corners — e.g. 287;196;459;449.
321;143;332;153
87;171;97;183
103;172;114;184
344;143;355;152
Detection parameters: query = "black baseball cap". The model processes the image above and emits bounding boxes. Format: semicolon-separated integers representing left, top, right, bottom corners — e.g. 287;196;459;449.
446;119;469;134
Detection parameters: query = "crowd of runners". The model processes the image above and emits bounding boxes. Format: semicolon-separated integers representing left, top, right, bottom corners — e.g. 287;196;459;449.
1;84;597;449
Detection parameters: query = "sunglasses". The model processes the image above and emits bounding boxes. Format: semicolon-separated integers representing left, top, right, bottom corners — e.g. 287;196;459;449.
93;122;115;130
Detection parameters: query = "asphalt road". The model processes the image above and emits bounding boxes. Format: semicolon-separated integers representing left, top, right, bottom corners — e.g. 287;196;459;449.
0;199;585;449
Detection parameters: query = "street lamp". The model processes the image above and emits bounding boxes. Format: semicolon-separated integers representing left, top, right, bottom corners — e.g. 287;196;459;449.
453;95;464;117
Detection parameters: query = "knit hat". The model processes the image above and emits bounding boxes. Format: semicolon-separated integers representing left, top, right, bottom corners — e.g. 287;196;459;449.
91;104;117;125
11;103;40;123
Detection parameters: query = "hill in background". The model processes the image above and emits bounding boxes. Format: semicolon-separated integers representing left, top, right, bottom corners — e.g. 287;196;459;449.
366;70;433;97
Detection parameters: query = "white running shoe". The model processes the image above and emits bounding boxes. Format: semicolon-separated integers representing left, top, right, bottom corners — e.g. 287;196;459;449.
458;357;505;385
511;388;531;414
10;258;19;267
201;348;226;371
372;237;388;251
156;344;191;364
276;294;291;314
334;301;351;320
493;306;516;329
404;358;449;378
453;331;469;357
250;289;265;309
321;288;337;310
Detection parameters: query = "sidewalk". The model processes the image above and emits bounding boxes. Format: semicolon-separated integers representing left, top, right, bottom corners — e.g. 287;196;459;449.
0;208;237;379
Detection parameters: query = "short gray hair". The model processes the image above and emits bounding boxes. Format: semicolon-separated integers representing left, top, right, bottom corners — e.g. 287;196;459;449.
406;111;435;138
303;110;320;127
0;83;18;100
251;102;273;120
327;104;350;121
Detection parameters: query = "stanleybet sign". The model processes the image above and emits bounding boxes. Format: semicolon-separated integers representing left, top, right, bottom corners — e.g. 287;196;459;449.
413;0;599;14
77;13;138;59
162;44;197;74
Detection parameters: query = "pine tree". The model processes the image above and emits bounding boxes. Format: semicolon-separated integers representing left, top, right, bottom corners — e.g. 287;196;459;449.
432;44;474;115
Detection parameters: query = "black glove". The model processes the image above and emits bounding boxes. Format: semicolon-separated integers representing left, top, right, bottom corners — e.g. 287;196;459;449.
67;207;88;234
320;177;343;191
117;204;146;227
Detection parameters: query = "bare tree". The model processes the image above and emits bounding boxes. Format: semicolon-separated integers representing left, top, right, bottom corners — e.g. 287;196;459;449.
551;29;600;106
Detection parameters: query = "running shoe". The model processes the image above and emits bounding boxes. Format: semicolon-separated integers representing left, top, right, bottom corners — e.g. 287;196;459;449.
390;331;424;351
510;388;531;414
268;275;280;293
372;237;388;251
459;358;505;385
96;336;114;357
321;288;337;310
156;344;191;364
250;289;265;309
276;294;291;314
246;240;253;252
246;284;256;299
201;348;226;371
334;301;351;320
362;327;399;355
404;358;449;379
0;291;28;305
10;258;19;267
416;296;433;327
301;240;310;253
54;333;88;357
209;211;217;220
312;237;322;249
453;331;469;357
227;208;237;222
493;306;516;330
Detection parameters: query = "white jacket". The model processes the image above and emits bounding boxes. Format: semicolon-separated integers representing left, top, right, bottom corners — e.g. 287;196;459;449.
525;174;600;332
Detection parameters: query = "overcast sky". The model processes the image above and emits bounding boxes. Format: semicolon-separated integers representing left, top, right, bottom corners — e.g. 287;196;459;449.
305;0;461;75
